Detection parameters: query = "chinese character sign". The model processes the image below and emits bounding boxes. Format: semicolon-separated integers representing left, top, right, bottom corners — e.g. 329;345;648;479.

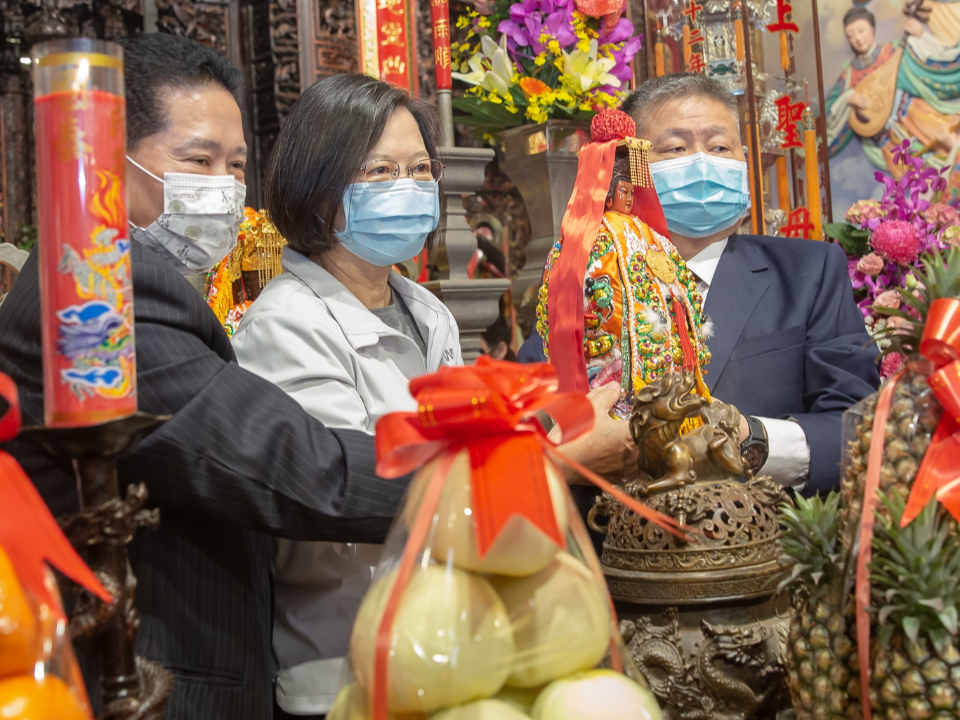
431;0;452;90
684;0;706;73
775;95;804;149
767;0;799;33
32;39;136;427
782;207;814;238
358;0;416;89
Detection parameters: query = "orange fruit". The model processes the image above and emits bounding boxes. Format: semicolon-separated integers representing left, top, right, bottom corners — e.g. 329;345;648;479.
0;546;38;679
0;674;90;720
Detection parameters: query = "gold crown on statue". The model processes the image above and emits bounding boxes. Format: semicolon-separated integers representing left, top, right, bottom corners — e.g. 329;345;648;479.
256;211;286;288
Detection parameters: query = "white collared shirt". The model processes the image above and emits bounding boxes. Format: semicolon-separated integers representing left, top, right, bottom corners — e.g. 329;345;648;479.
687;240;810;490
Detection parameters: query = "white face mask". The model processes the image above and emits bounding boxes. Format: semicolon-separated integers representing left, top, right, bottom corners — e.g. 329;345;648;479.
127;156;246;275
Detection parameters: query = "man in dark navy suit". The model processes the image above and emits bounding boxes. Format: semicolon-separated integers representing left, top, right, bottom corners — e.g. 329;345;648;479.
520;73;881;494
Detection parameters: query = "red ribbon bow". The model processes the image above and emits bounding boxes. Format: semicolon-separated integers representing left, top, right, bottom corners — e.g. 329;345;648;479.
901;297;960;526
376;357;596;556
0;372;112;613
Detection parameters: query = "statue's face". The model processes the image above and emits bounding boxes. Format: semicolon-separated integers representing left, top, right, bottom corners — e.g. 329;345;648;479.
607;179;635;214
844;18;875;56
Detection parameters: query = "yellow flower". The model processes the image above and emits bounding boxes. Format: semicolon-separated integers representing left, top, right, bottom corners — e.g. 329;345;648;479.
477;16;491;28
455;16;469;29
534;54;547;66
577;37;591;52
451;35;515;96
561;39;621;93
579;102;591;111
506;104;519;114
488;92;503;104
547;39;561;55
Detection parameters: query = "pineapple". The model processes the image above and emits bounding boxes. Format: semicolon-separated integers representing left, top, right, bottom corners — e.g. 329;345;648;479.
781;247;960;719
867;494;960;720
780;493;861;720
838;247;960;548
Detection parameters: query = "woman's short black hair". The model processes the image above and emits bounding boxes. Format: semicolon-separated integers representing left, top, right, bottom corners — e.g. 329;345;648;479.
265;74;444;257
118;33;244;150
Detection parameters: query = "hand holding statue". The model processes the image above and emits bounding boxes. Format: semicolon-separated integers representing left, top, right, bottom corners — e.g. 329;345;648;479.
550;384;639;484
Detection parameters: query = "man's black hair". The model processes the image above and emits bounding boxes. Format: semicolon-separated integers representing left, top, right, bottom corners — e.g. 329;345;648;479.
118;33;244;149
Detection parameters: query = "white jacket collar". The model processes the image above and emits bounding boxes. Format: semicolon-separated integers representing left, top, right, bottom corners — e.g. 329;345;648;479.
280;246;443;355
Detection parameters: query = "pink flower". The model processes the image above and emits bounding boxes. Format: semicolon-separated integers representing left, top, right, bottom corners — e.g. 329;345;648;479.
870;220;921;265
857;252;885;276
924;202;958;228
845;200;883;227
881;352;904;378
886;315;907;328
874;289;901;309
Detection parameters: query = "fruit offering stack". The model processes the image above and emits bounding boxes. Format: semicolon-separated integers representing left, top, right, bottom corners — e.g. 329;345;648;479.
0;543;92;720
329;360;664;720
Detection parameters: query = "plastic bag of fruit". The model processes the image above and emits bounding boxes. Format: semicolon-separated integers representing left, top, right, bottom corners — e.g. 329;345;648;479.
0;373;112;719
330;358;686;720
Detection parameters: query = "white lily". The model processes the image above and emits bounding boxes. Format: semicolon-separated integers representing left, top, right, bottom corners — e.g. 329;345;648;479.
561;40;620;93
452;35;515;96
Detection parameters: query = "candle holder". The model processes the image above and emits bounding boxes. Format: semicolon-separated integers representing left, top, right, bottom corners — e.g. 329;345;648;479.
32;38;137;428
21;413;173;720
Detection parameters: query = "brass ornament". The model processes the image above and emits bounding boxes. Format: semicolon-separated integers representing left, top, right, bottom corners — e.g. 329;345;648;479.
645;249;678;286
588;371;791;720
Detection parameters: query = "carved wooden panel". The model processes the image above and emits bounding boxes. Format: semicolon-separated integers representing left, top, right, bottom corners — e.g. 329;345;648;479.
156;0;229;53
0;0;143;242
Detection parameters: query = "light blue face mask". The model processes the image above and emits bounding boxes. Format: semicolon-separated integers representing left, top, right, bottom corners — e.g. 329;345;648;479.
650;152;750;239
334;178;440;266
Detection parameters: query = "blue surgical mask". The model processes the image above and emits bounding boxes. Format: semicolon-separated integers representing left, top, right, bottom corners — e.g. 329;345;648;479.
650;152;750;238
335;178;440;266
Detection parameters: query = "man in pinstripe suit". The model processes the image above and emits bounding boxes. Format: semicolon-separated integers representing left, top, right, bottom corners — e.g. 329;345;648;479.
0;33;636;720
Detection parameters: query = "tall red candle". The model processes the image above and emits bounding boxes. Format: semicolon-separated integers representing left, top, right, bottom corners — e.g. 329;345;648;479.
32;39;136;427
431;0;452;90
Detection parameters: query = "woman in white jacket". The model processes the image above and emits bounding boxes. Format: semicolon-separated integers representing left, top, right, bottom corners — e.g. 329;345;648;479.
232;74;460;719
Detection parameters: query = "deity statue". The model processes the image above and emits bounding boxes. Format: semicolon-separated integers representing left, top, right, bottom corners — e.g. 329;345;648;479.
535;109;712;419
826;4;960;179
205;208;286;337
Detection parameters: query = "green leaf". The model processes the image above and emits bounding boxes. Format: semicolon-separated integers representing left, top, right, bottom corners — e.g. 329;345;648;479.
824;222;870;257
939;606;959;635
903;616;921;644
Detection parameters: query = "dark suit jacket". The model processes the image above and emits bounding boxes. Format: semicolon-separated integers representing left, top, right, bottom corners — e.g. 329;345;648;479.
518;233;881;493
0;243;409;719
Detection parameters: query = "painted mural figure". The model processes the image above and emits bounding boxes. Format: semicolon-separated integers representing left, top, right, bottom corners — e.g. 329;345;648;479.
825;4;960;180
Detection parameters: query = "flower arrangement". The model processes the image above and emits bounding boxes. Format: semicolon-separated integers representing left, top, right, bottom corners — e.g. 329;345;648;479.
450;0;641;132
826;140;959;376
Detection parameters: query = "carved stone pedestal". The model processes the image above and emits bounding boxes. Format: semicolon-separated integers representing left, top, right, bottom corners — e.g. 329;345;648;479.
428;146;509;362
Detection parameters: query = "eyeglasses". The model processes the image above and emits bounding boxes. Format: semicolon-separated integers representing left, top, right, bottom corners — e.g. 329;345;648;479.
356;159;444;184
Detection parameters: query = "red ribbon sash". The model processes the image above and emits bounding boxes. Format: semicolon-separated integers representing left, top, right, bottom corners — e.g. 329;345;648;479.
901;298;960;526
0;372;112;612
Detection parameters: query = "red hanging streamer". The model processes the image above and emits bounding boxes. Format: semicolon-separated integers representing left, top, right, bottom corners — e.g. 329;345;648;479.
0;372;112;613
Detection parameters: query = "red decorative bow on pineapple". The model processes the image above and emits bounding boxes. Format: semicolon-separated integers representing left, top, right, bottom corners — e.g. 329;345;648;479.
0;372;112;613
901;297;960;526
